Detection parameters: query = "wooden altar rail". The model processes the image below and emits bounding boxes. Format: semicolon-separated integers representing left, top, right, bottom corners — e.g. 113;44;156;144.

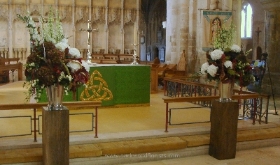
163;93;268;132
163;77;268;109
164;77;218;97
0;101;101;141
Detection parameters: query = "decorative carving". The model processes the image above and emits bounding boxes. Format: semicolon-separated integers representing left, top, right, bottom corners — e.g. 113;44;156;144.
124;9;136;24
108;8;121;25
59;6;72;22
92;7;105;23
0;5;8;21
14;5;26;21
30;4;41;17
75;6;89;23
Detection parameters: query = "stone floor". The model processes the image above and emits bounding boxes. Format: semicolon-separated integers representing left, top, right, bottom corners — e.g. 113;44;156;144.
0;81;280;165
122;146;280;165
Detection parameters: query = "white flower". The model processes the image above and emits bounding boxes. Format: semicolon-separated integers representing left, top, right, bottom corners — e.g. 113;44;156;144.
45;36;56;44
58;72;72;82
66;75;72;81
69;47;81;58
207;64;218;77
55;41;69;51
29;62;35;67
61;38;68;44
28;17;36;28
210;49;224;60
67;60;82;72
231;44;241;53
224;61;233;69
201;62;209;74
81;60;90;72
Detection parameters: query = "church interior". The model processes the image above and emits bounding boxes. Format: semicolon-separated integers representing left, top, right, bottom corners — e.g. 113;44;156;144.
0;0;280;164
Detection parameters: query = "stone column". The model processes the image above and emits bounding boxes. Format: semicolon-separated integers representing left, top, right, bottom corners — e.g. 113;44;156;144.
166;0;193;65
186;0;198;73
165;0;212;72
8;2;12;58
260;0;280;95
232;0;242;46
121;0;125;54
180;0;189;72
166;0;177;63
135;0;140;57
105;1;109;53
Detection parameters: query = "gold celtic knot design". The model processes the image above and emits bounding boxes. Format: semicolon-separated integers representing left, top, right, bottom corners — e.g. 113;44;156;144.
80;70;113;101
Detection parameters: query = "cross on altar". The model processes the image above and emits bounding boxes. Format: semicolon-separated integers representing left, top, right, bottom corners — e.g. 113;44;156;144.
80;20;98;63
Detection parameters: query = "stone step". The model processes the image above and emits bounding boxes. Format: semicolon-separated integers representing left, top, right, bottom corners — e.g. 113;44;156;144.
0;126;280;164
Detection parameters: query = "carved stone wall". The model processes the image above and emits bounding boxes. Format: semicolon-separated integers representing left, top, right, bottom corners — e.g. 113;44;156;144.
0;0;139;62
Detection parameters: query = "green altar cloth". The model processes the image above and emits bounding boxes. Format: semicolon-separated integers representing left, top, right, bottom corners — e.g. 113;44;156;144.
40;64;151;106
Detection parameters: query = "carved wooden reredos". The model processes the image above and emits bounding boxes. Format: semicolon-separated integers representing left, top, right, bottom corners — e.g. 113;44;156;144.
0;0;139;61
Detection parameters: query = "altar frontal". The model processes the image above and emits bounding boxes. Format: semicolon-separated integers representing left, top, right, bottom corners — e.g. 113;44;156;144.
40;64;150;106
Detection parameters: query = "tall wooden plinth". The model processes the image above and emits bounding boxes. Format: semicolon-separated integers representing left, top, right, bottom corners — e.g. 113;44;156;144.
209;101;239;160
42;107;69;165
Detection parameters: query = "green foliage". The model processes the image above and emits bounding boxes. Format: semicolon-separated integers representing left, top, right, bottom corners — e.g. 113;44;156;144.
213;23;235;50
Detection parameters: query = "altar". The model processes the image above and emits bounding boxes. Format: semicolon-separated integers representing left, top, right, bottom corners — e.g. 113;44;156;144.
39;64;150;106
77;64;150;106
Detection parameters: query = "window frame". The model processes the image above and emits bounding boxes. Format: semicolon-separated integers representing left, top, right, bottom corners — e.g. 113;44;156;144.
241;3;253;39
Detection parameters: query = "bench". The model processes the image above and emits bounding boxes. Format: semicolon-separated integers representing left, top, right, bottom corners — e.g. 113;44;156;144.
0;57;23;83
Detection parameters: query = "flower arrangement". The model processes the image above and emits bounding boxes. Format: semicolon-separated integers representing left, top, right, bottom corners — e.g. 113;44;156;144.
201;24;255;88
18;7;89;101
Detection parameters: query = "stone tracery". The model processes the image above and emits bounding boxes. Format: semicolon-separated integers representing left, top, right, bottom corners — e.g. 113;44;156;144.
92;7;105;23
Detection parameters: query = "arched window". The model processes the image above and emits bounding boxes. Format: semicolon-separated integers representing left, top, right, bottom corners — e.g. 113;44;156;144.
241;3;253;38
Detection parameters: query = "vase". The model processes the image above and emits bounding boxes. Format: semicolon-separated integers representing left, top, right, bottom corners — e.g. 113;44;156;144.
218;82;233;102
46;84;64;110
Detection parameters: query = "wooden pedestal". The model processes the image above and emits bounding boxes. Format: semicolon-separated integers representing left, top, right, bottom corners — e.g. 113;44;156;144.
209;100;239;160
42;107;69;165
